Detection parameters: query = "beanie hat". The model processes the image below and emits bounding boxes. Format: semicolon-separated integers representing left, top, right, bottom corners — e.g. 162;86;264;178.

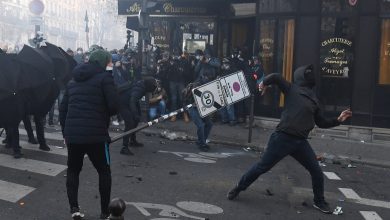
89;49;111;69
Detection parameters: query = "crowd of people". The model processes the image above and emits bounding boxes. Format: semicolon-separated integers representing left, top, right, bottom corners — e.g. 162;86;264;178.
2;42;352;219
56;45;265;152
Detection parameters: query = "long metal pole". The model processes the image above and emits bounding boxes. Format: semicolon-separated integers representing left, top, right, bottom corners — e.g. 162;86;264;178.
110;104;193;143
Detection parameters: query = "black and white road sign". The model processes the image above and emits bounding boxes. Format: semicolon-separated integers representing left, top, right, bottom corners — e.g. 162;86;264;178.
192;80;225;117
219;71;251;105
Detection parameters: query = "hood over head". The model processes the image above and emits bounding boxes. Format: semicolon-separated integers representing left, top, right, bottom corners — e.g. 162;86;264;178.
293;64;316;88
143;77;158;93
72;63;104;82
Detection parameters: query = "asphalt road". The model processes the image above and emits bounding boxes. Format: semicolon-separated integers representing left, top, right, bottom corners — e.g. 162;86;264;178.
0;129;389;220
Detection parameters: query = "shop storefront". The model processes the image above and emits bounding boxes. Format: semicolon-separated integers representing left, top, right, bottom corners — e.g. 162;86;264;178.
118;0;390;130
118;0;220;54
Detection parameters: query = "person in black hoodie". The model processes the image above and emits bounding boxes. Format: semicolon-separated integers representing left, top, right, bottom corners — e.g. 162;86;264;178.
227;65;352;214
119;77;158;155
59;49;119;220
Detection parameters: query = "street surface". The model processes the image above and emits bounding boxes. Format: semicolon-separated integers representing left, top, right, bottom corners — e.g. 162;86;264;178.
0;125;389;220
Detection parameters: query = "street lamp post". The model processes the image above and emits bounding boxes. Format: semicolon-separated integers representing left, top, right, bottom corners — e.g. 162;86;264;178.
139;0;150;76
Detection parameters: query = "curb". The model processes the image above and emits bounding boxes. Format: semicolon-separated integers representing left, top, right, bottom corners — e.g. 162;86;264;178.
141;129;390;169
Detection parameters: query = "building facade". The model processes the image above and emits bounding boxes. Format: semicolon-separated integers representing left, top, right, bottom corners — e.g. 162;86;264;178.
0;0;126;51
119;0;390;131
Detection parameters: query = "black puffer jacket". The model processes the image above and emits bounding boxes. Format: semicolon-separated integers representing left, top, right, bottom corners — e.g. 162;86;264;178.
263;65;340;139
123;79;157;122
59;63;119;144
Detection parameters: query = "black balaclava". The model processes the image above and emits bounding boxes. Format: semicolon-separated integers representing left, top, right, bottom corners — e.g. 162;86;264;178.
293;64;316;88
143;77;157;93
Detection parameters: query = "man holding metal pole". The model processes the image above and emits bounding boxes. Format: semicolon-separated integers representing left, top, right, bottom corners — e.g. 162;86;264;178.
60;49;119;219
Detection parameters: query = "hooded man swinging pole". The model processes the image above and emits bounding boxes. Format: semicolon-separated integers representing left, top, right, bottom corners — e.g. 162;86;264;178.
227;65;352;214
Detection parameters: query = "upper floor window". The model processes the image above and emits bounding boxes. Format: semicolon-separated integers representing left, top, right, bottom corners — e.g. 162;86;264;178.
322;0;356;13
259;0;297;13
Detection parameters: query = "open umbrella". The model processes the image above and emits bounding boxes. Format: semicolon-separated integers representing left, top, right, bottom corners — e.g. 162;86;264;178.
17;44;55;89
0;54;22;101
0;54;25;127
40;42;70;88
17;45;58;116
58;47;77;83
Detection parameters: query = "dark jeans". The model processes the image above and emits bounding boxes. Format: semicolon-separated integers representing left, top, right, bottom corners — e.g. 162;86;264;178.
119;107;139;146
23;115;46;145
219;105;235;123
66;142;111;215
237;131;325;203
169;81;185;111
188;107;212;146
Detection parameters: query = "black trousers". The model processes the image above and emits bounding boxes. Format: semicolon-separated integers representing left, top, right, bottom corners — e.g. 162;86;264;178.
237;131;325;203
119;107;139;147
23;115;46;145
66;142;111;215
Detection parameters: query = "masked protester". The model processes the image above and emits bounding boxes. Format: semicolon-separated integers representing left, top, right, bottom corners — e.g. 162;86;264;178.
168;51;190;122
120;77;158;155
227;65;352;214
218;58;237;126
59;49;119;220
183;74;216;152
73;47;84;64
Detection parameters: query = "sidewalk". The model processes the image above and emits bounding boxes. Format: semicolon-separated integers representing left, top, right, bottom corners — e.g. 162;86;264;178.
138;119;390;169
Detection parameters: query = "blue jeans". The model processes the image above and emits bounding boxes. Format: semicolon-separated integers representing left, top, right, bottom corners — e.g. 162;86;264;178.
169;82;185;111
219;105;235;123
188;107;212;146
149;100;167;119
237;131;325;203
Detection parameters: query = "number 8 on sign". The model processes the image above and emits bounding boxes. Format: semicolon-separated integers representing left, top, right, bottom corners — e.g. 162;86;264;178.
201;91;214;108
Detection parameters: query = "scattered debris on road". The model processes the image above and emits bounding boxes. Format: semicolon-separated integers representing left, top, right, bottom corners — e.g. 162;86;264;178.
333;206;343;215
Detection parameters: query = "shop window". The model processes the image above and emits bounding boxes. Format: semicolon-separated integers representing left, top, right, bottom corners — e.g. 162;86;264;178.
381;0;390;13
259;0;296;13
278;19;295;107
319;16;356;112
256;19;295;115
322;0;355;13
379;19;390;85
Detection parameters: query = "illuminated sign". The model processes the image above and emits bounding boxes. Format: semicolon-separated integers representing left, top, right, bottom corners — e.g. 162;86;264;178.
320;38;353;77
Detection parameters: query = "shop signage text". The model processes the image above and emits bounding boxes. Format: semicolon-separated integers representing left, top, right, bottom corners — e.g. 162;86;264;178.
118;0;214;16
259;38;274;58
320;38;353;77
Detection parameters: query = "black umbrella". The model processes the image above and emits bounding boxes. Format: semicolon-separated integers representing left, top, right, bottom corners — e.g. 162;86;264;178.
0;54;25;127
58;47;77;83
0;54;22;101
39;42;70;87
17;44;55;90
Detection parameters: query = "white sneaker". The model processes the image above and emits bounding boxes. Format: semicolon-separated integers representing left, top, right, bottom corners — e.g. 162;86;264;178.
112;120;119;126
206;139;210;144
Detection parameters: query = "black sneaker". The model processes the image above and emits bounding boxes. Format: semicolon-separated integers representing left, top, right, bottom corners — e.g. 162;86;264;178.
227;186;241;200
198;144;210;152
39;144;51;151
2;139;8;144
313;201;332;214
120;146;134;155
71;207;85;220
28;138;38;145
13;151;23;159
